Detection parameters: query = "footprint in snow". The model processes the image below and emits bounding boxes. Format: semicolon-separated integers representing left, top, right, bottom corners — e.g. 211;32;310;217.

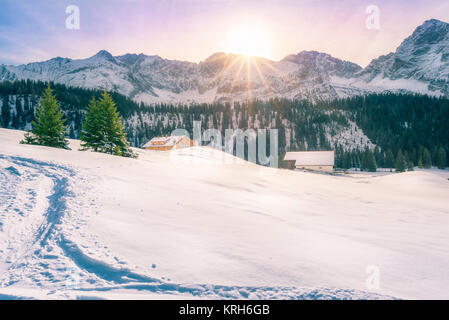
5;166;21;176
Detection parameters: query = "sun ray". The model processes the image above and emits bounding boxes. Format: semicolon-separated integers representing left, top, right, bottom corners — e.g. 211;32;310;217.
208;54;243;86
258;58;283;77
228;55;247;95
250;58;272;97
246;56;252;102
250;57;282;113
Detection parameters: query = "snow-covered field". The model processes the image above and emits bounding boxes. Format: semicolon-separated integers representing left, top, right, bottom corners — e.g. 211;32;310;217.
0;128;448;300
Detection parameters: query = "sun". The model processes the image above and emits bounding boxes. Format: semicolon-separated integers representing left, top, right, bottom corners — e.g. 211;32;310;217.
226;25;271;58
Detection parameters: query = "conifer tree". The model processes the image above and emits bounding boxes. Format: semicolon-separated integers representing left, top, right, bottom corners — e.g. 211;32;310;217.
436;147;447;169
385;149;394;171
431;146;439;166
342;151;351;170
360;152;366;171
21;84;68;148
1;96;10;128
80;91;135;158
395;149;406;172
418;158;423;168
374;146;383;168
353;152;361;171
368;150;377;172
80;97;104;152
362;149;377;172
422;148;432;168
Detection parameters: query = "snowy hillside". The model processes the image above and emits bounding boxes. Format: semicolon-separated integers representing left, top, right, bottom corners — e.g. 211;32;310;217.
1;19;449;104
1;128;448;299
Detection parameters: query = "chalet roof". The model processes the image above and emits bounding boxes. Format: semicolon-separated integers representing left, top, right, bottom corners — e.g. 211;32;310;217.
142;135;189;148
284;151;335;166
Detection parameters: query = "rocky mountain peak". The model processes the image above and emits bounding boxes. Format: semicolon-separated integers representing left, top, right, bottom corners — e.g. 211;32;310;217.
90;50;116;63
283;50;362;78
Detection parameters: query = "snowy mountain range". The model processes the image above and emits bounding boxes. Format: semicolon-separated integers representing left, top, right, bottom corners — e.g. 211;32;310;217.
1;19;449;104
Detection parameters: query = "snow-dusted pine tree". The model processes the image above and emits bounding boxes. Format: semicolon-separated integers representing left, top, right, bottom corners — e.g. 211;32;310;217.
21;84;68;149
395;149;406;172
81;91;136;158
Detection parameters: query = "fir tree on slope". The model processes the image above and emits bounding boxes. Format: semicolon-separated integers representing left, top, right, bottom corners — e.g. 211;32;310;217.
395;149;406;173
341;151;352;170
436;147;447;169
385;149;395;172
81;91;136;158
80;97;104;152
362;149;377;172
422;148;432;168
21;84;68;149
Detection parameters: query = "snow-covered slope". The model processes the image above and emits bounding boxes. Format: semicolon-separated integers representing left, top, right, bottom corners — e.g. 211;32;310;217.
2;19;448;104
1;128;448;299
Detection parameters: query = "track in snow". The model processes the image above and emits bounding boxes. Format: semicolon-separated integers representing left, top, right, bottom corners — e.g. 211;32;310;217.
0;155;80;288
0;154;396;300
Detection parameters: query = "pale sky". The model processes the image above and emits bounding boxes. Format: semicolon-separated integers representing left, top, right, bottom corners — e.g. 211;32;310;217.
1;0;449;67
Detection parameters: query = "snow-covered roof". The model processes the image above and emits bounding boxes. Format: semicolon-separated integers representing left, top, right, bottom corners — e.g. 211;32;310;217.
284;151;335;166
142;135;188;148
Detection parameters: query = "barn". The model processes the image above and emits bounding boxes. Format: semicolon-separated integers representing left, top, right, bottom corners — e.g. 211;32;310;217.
284;151;335;172
142;135;194;151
